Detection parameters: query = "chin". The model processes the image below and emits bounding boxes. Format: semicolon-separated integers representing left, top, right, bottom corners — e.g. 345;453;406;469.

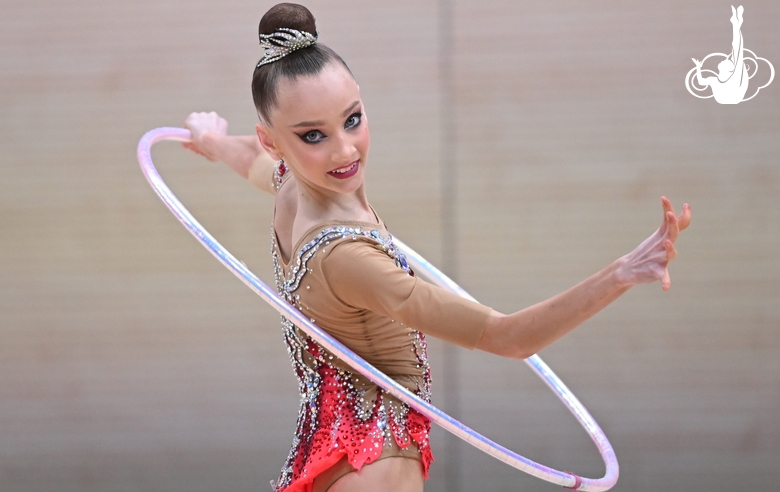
333;167;365;193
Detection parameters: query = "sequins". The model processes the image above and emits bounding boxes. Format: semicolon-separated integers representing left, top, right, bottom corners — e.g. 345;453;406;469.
271;224;432;492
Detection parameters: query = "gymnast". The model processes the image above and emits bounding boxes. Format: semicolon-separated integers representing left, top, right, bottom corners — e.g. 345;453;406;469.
182;3;691;492
692;5;748;104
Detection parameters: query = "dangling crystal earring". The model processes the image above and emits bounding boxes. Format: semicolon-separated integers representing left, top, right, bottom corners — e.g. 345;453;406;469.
273;159;288;192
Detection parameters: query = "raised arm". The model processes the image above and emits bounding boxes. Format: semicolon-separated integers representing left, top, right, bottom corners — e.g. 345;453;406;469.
477;197;692;359
183;112;279;194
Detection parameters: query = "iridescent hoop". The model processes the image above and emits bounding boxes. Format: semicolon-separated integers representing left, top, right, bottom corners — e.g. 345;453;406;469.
137;127;619;492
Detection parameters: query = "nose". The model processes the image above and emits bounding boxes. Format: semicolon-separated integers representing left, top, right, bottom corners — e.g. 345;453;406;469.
330;130;356;163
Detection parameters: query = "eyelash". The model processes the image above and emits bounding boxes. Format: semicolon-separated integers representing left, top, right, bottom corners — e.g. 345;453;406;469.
298;112;363;144
345;112;363;129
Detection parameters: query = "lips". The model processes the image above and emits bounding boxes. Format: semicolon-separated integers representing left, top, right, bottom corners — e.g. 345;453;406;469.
327;160;359;180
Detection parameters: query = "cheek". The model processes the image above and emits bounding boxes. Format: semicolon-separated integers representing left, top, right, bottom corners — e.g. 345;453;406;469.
358;124;370;152
296;146;329;170
281;139;321;172
285;136;319;159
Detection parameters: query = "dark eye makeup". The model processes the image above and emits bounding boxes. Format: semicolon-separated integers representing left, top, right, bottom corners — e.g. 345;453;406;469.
300;130;325;143
296;110;364;144
345;112;363;129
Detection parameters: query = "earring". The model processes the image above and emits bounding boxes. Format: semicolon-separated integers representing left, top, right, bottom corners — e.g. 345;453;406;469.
273;159;289;192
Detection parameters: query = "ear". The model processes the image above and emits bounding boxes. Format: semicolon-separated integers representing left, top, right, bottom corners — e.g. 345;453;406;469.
256;123;283;161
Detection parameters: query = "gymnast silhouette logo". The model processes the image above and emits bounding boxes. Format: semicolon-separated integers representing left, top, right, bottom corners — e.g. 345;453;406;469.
686;5;774;104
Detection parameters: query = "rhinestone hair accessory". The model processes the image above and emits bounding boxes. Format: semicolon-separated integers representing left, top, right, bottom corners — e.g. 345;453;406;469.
257;28;318;68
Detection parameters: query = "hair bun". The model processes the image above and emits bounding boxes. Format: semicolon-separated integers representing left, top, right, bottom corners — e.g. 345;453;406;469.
259;3;317;37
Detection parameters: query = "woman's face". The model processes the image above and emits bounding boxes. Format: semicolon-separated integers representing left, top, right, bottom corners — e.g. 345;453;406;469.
257;62;369;196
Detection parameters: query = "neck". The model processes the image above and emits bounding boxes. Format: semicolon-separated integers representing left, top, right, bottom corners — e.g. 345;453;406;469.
295;177;375;225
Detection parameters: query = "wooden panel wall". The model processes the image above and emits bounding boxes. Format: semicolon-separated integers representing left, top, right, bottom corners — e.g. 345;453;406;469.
1;1;778;491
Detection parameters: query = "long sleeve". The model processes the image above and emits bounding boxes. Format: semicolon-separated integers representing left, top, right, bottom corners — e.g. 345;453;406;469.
321;240;491;349
247;152;278;194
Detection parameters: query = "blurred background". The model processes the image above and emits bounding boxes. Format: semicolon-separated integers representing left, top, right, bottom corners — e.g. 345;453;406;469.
2;0;778;491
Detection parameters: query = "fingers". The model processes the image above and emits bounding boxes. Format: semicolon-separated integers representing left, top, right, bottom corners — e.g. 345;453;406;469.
658;198;668;234
661;267;671;291
666;210;679;243
678;203;692;231
647;260;671;291
658;196;674;235
664;239;677;261
184;112;228;136
659;199;683;290
660;197;692;240
659;198;685;290
660;238;678;290
626;198;686;291
661;196;674;216
182;111;228;161
182;142;205;157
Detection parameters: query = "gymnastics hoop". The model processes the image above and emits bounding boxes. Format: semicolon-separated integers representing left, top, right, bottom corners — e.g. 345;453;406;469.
138;127;619;492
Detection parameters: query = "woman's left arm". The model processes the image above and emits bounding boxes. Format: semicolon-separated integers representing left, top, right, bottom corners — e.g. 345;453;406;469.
477;197;692;359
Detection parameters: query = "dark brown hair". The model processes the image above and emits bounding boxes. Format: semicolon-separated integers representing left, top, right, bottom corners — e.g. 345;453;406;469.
252;3;353;124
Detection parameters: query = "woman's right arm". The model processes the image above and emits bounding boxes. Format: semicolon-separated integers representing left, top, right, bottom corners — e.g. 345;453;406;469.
183;112;279;194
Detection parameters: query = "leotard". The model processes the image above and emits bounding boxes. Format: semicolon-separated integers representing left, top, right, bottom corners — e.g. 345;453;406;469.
266;163;492;492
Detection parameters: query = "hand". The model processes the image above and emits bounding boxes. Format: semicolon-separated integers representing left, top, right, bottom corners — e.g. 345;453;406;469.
616;197;692;291
692;58;702;68
183;111;228;161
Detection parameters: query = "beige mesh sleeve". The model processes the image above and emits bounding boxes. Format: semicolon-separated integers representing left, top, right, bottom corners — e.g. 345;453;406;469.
246;152;278;195
322;240;491;349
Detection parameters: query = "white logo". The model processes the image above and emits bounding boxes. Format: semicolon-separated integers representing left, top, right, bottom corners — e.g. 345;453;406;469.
685;5;774;104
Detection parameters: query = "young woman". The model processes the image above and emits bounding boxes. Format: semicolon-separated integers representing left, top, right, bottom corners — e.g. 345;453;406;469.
183;4;691;492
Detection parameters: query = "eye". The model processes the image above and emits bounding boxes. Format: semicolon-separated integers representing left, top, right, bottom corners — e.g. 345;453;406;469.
345;112;363;130
299;129;325;144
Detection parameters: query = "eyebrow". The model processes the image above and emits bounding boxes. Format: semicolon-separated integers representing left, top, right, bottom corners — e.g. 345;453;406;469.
289;100;361;128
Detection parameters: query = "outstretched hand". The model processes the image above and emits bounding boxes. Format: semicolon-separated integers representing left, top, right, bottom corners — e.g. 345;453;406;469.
183;112;228;161
616;197;692;291
692;58;703;68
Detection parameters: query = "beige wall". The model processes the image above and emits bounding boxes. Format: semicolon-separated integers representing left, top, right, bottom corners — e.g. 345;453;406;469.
1;1;778;491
